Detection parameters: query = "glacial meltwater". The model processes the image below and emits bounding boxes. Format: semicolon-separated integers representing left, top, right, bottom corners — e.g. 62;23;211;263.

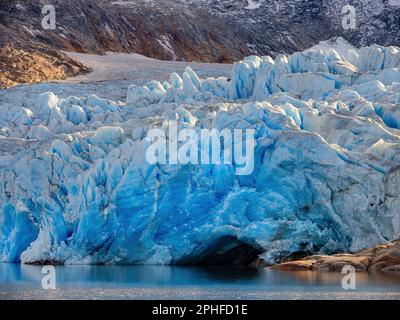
1;264;400;300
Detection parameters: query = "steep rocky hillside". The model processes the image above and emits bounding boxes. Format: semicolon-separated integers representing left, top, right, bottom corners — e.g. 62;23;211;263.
1;0;399;88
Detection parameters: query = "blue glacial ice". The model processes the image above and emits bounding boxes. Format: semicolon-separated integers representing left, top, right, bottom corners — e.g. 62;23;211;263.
1;45;400;265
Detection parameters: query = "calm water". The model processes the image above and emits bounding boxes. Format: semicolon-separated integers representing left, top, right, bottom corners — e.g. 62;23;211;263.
1;264;400;300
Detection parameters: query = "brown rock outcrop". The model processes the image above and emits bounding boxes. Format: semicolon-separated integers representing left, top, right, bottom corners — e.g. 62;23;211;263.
270;239;400;272
0;45;90;88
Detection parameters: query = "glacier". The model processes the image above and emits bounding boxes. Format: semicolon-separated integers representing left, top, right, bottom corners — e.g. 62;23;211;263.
1;45;400;265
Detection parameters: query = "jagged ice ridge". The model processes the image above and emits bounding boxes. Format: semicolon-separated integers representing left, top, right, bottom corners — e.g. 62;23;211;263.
1;45;400;265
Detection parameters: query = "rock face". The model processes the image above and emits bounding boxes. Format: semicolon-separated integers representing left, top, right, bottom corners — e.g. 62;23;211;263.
0;45;400;265
270;239;400;272
0;0;252;63
1;0;400;87
0;45;90;89
3;0;399;60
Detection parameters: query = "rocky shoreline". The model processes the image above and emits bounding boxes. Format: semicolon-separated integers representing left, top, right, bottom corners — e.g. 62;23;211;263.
269;239;400;273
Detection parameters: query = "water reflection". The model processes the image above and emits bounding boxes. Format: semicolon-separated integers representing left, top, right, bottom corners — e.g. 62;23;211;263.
1;263;400;292
286;270;400;288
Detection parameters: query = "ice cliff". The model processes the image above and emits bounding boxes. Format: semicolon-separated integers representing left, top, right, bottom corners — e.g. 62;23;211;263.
1;45;400;265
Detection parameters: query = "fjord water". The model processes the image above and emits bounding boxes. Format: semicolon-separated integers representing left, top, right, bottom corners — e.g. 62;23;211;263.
1;264;400;300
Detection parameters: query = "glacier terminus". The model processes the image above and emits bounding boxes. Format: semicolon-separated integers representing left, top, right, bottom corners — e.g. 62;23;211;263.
1;45;400;266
